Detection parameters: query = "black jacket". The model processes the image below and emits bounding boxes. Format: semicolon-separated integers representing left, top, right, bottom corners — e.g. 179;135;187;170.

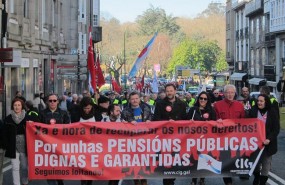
187;106;216;121
153;97;187;121
0;120;6;149
248;107;280;156
40;108;70;124
4;114;29;158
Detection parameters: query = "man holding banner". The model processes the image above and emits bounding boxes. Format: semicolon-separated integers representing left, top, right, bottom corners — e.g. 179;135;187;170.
153;83;187;185
39;93;70;185
213;84;245;185
121;91;152;185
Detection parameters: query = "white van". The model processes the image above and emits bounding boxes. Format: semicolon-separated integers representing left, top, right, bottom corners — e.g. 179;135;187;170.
250;92;278;102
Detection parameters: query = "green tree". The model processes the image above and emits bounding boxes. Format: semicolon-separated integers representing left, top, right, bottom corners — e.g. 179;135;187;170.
216;52;228;72
136;5;180;36
167;39;223;75
201;40;221;72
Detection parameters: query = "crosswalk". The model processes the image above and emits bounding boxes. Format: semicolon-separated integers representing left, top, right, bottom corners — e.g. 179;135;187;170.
268;172;285;185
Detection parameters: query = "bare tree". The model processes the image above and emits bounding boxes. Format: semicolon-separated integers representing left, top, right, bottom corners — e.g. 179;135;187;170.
105;56;124;85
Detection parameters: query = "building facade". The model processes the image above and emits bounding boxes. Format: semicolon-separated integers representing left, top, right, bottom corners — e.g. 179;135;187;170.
228;0;250;95
227;0;285;102
0;0;101;118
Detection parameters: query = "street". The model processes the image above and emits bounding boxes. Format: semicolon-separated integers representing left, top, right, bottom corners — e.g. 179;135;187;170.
3;130;285;185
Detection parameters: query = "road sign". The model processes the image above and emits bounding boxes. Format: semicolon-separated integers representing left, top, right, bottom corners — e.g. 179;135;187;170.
0;48;21;63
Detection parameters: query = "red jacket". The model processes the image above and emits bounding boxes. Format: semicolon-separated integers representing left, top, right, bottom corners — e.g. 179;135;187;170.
214;99;245;119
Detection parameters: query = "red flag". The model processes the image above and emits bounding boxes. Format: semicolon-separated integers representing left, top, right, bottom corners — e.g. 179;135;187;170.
95;55;105;88
87;27;96;90
112;78;121;93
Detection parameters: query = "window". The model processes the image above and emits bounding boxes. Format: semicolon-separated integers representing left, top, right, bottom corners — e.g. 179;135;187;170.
241;12;243;29
81;34;84;54
262;48;266;66
8;0;14;13
262;16;265;31
256;18;259;42
93;15;98;26
236;46;239;61
78;33;87;54
251;20;254;34
283;40;285;58
78;0;86;23
52;0;55;26
236;13;239;30
42;0;46;24
250;49;255;75
35;0;39;22
24;0;29;18
251;50;254;66
60;3;63;31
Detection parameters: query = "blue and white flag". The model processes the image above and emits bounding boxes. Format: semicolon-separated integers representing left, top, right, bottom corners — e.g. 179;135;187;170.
128;32;158;79
197;154;222;174
182;80;186;92
88;74;94;94
152;70;159;93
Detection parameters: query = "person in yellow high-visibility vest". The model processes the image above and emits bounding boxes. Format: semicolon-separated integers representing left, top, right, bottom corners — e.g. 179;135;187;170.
120;91;129;109
185;92;196;108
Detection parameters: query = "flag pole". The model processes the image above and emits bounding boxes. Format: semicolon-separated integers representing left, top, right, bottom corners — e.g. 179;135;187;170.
124;31;127;90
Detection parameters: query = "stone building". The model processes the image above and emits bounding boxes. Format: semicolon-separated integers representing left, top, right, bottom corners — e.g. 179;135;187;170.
227;0;285;101
0;0;101;117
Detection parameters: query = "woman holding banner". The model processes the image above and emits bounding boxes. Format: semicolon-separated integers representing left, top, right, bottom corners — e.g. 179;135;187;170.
73;96;97;185
248;94;280;185
4;98;29;185
187;91;216;185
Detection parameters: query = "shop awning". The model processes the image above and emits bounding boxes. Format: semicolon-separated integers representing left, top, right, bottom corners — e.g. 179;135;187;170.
248;78;266;85
267;81;277;87
230;73;247;81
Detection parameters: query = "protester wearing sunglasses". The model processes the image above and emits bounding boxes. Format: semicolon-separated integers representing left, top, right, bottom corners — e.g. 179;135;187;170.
39;93;71;185
186;91;216;185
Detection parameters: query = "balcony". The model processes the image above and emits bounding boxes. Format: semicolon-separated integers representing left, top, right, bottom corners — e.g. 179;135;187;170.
245;0;263;17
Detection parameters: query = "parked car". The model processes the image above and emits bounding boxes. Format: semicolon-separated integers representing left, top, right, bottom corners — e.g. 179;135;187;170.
206;80;214;91
250;92;278;102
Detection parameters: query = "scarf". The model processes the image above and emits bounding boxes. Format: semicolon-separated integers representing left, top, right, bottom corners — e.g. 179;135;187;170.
81;109;95;120
11;110;26;124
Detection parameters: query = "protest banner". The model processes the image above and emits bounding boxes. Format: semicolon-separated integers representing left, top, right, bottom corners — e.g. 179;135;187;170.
26;119;265;180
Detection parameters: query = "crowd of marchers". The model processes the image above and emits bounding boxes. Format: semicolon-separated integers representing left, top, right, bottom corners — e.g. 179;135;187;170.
0;83;280;185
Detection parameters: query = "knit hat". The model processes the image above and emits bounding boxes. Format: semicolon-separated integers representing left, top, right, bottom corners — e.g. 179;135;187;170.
98;96;110;104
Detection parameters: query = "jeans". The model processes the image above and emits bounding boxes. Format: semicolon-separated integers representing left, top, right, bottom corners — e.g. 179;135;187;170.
11;151;28;185
0;149;5;185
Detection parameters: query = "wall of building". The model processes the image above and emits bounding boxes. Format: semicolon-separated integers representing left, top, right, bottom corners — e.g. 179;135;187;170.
0;0;100;117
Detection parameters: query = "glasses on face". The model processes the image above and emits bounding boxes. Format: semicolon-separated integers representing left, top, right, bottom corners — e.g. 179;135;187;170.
214;93;219;94
199;97;208;101
49;99;57;103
